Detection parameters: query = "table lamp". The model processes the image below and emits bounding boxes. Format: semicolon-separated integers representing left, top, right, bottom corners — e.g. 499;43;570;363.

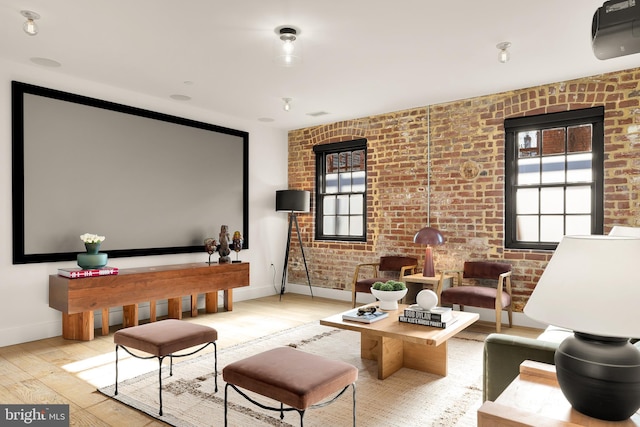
524;235;640;421
413;227;445;277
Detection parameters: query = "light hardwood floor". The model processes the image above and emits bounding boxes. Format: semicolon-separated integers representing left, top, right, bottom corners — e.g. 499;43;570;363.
0;294;542;426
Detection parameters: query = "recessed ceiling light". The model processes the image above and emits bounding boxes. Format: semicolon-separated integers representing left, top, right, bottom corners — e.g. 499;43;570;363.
170;94;191;101
30;57;61;67
258;117;275;122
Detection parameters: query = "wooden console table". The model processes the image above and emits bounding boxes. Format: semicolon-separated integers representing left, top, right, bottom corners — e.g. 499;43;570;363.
49;262;250;340
477;360;640;426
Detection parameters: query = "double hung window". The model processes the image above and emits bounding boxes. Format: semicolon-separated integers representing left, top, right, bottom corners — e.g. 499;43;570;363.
314;139;367;242
504;107;604;250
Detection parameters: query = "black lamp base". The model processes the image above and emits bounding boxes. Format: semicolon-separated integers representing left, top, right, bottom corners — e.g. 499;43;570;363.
555;332;640;421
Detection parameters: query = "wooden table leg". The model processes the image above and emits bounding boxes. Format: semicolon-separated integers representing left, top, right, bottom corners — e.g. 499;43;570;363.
122;304;139;328
149;301;157;322
101;308;109;335
403;340;448;376
205;292;219;313
360;332;448;379
168;297;183;319
62;311;94;341
191;294;198;317
223;289;233;311
361;332;404;379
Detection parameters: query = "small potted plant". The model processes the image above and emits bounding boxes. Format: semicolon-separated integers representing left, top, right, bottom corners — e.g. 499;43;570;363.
370;280;408;310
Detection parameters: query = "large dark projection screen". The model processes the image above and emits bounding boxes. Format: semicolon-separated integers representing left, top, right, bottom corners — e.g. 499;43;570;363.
12;81;249;264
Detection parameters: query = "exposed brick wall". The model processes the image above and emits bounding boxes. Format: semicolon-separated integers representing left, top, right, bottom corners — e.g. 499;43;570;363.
287;68;640;312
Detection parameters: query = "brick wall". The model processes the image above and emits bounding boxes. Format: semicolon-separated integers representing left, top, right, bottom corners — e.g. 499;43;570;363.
287;68;640;311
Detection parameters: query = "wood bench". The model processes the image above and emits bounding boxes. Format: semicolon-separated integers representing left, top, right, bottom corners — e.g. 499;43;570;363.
114;319;218;416
222;346;357;426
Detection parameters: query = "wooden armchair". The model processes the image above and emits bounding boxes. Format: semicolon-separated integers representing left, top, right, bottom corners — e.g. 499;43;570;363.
351;255;418;307
439;261;512;332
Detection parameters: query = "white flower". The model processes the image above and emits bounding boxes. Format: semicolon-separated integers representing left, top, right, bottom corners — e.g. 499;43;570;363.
80;233;105;244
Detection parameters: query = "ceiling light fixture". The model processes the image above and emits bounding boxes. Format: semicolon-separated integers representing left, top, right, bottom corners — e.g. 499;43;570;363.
282;97;292;111
275;26;302;67
21;10;40;36
496;41;511;63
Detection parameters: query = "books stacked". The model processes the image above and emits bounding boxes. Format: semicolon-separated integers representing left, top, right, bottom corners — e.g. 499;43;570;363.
398;305;456;328
58;267;119;279
342;307;389;323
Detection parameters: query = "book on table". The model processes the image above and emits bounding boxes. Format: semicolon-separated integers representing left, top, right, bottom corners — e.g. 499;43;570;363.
58;266;119;279
398;315;458;329
342;307;389;323
404;304;453;322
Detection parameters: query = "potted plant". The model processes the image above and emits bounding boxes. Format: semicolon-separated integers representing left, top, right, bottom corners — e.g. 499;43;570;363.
370;280;408;310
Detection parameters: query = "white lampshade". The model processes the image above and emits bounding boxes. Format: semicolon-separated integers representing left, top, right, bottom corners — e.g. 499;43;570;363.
610;225;640;237
524;235;640;338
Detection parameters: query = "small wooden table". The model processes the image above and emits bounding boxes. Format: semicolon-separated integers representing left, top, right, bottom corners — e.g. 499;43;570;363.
401;273;453;304
477;360;640;426
320;304;478;380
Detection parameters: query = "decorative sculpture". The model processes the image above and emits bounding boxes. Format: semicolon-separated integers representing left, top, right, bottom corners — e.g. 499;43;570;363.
232;231;243;263
204;238;217;265
218;225;231;263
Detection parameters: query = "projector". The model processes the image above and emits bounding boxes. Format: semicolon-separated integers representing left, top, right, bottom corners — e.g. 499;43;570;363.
592;0;640;59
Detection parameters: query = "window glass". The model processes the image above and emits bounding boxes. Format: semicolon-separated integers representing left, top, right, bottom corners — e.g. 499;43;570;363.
568;124;592;153
542;128;565;155
566;186;591;214
518;158;540;185
516;188;538;214
541;156;566;184
540;187;564;214
516;216;539;241
567;153;592;182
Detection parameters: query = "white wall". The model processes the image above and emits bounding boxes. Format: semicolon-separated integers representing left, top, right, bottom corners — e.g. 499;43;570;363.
0;59;289;347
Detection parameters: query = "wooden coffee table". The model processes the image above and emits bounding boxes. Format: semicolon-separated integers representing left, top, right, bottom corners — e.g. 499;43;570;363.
320;304;479;380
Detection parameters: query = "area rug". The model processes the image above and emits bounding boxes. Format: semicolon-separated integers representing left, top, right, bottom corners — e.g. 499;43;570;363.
98;322;486;426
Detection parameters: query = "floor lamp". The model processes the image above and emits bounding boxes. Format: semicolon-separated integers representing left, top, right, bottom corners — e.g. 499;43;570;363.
276;190;313;300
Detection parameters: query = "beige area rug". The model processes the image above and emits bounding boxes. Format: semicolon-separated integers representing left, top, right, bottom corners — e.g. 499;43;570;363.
98;322;486;426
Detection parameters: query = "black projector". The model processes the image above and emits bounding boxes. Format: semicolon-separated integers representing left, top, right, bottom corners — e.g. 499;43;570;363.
592;0;640;59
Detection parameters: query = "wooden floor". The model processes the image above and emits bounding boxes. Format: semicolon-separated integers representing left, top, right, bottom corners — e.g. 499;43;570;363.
0;294;542;426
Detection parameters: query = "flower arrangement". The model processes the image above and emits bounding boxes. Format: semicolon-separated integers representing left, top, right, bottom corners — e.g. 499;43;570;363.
80;233;105;244
372;280;406;291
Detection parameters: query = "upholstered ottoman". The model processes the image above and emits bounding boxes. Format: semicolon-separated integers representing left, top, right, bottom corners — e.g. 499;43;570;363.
223;346;358;426
114;319;218;415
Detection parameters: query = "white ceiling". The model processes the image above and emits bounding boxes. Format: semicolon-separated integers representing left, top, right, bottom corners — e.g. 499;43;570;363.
1;0;639;131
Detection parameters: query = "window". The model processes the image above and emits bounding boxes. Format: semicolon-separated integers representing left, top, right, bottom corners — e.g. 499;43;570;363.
504;107;604;250
313;139;367;242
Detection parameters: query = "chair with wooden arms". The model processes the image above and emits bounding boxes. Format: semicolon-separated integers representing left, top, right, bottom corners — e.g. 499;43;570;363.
439;261;512;332
351;255;418;307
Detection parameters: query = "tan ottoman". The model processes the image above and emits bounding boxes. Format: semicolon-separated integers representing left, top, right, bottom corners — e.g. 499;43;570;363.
223;346;357;426
114;319;218;415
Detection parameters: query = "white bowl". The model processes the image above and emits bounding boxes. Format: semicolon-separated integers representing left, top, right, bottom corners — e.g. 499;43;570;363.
370;287;408;310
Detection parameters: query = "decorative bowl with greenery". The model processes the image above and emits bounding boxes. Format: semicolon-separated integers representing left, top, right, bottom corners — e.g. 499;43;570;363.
370;280;408;310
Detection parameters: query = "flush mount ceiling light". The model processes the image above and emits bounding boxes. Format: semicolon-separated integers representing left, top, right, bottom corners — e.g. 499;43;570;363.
274;26;302;67
21;10;40;36
282;97;292;111
496;41;511;63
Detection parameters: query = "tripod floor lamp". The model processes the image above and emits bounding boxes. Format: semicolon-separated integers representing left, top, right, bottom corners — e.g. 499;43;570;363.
276;190;313;300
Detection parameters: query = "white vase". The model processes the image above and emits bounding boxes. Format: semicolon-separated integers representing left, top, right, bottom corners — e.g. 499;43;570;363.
370;287;408;311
